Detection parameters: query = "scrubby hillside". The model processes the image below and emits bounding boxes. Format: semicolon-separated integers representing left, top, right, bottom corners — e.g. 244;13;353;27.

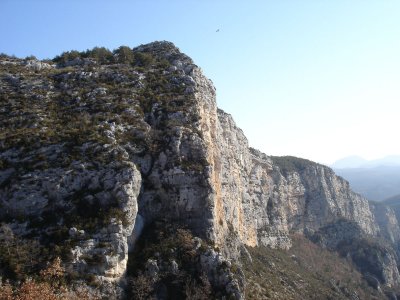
243;235;397;300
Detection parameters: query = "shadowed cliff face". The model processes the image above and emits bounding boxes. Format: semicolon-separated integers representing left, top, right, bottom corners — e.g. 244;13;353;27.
1;41;400;293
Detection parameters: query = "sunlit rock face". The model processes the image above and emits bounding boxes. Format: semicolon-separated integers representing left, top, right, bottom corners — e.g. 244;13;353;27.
1;41;400;290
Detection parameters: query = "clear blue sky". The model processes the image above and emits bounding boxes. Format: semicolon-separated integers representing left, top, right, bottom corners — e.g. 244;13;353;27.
2;0;400;164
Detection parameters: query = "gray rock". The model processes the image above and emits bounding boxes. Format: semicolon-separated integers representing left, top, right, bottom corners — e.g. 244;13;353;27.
145;259;159;277
24;59;53;71
169;260;179;275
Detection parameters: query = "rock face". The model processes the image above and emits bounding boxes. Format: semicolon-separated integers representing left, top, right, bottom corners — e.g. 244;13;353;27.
1;41;400;293
1;159;141;281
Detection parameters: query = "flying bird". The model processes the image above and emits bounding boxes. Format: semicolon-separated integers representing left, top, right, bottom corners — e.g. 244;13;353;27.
216;29;220;32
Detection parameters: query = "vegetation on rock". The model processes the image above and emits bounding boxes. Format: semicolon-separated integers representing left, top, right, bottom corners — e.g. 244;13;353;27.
126;221;240;299
242;235;389;300
270;155;321;175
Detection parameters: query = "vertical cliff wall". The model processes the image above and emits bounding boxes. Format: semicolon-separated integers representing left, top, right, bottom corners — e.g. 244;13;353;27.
180;53;400;290
202;104;390;252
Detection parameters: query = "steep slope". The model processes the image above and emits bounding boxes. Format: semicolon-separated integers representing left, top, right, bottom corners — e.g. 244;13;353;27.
243;234;388;300
1;42;400;298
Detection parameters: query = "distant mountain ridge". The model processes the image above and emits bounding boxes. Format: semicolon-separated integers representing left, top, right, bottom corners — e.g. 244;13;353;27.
332;155;400;169
332;156;400;201
384;194;400;204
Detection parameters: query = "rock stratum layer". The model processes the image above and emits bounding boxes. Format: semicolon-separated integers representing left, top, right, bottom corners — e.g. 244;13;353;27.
1;41;400;297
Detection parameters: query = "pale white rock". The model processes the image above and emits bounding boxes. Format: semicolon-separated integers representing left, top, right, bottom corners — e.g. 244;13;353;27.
1;162;142;282
24;59;53;71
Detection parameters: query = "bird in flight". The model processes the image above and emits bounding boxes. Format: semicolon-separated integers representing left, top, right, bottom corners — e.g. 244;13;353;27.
216;29;220;32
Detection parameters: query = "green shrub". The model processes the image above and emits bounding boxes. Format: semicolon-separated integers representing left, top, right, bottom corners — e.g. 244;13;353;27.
134;52;155;67
53;50;82;64
0;225;48;280
337;237;388;283
84;47;113;64
114;46;134;64
270;155;318;175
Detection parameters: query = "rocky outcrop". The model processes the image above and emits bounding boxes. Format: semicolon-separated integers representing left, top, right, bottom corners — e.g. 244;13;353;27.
1;41;400;294
68;163;141;281
0;159;141;281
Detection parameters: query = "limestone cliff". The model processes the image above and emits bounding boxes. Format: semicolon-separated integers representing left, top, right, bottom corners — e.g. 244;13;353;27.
1;41;400;297
212;110;400;286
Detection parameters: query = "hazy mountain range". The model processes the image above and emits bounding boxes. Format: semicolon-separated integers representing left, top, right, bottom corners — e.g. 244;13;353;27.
331;155;400;169
332;156;400;201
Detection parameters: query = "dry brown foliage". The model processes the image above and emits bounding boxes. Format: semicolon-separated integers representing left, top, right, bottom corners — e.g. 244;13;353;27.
0;281;14;300
40;257;64;280
16;280;59;300
130;274;153;300
184;273;212;300
0;257;99;300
